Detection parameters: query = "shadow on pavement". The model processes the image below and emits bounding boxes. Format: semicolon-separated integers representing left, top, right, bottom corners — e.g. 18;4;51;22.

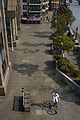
45;61;56;69
15;48;40;54
24;49;40;54
44;60;80;105
31;102;57;115
21;42;50;47
30;31;53;39
45;50;53;55
73;51;80;69
21;42;44;47
12;63;39;76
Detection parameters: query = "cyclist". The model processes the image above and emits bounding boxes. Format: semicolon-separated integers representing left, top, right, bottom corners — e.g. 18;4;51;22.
52;92;60;108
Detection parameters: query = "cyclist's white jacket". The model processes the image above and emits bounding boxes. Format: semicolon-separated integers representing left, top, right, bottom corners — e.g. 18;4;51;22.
52;93;59;103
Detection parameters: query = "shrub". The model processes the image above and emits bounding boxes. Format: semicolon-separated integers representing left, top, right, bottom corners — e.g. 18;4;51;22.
72;70;80;77
58;57;71;73
60;65;70;73
55;56;77;74
68;64;76;72
54;55;63;60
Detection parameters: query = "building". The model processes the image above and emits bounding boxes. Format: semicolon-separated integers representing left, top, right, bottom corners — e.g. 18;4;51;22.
4;0;21;47
49;0;69;11
59;0;70;9
49;0;60;11
20;0;49;20
0;0;10;96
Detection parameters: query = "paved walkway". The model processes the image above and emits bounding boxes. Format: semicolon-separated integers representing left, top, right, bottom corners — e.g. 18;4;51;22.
0;12;80;120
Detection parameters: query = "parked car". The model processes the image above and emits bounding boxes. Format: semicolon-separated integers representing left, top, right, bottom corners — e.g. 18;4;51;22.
74;40;79;45
73;45;80;53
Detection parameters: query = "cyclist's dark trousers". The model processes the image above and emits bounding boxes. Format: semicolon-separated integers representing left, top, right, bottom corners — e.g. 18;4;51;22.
53;102;57;107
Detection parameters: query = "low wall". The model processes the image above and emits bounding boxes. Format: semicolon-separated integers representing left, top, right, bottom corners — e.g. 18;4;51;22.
56;68;80;96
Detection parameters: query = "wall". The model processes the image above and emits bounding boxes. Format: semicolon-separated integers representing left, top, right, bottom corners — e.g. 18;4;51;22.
56;68;80;96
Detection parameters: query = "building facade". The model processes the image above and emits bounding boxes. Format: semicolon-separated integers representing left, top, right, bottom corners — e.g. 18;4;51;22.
20;0;49;18
0;0;10;95
5;0;21;47
49;0;60;11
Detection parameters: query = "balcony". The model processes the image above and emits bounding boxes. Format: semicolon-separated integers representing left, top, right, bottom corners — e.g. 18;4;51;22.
46;1;49;4
29;3;41;5
41;9;46;12
45;7;48;10
42;2;46;5
29;8;41;13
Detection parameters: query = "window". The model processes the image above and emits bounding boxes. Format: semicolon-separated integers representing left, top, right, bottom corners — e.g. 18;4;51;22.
30;5;40;11
23;5;27;10
30;0;41;4
23;0;27;2
4;0;7;9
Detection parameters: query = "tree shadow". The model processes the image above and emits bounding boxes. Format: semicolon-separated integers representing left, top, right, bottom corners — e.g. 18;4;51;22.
24;49;40;54
15;48;40;54
21;42;45;47
21;41;52;49
30;31;53;39
44;60;66;87
45;50;53;55
45;61;56;70
12;63;39;76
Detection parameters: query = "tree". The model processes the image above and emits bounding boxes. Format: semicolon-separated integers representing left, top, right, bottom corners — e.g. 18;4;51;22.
61;8;72;23
52;35;75;56
56;15;69;35
51;8;72;34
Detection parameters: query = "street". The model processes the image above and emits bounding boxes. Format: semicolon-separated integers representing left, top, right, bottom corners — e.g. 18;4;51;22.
70;0;80;33
0;11;80;120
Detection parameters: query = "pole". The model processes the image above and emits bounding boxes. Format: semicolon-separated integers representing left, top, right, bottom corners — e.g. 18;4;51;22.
10;19;14;52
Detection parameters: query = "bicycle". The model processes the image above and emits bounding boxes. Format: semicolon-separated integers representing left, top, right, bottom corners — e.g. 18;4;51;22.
41;101;58;115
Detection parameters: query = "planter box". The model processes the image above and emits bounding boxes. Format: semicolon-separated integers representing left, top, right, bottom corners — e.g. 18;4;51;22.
56;68;80;96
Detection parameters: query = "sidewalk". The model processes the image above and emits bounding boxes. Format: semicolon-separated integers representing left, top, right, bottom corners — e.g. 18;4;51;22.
0;11;80;120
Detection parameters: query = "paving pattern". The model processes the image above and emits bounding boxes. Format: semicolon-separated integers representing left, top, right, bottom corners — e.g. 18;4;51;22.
0;12;80;120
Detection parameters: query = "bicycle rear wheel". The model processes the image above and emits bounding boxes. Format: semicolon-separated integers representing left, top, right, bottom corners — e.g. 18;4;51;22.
47;107;57;115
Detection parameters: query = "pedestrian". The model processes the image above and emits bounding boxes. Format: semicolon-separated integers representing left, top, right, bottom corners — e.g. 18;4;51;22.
48;16;50;22
46;15;48;21
43;16;45;21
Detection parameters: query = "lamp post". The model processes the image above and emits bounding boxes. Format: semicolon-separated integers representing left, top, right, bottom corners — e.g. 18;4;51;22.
75;27;78;40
